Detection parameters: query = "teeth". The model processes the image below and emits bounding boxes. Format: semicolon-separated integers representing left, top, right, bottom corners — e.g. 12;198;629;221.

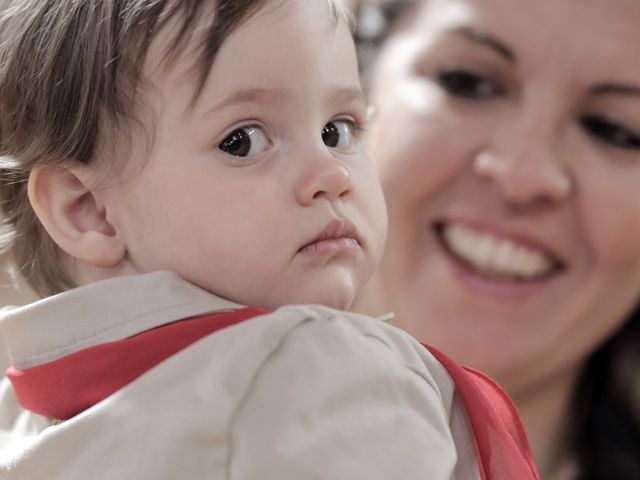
442;223;555;280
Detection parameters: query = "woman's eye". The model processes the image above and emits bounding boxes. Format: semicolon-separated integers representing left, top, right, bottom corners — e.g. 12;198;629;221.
581;115;640;150
436;70;502;100
218;126;269;157
322;120;357;151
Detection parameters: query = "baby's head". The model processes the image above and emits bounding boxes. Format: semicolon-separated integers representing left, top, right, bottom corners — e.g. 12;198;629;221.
0;0;387;310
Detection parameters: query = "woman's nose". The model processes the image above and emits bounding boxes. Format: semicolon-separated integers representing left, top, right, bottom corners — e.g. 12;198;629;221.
294;151;353;206
473;124;572;207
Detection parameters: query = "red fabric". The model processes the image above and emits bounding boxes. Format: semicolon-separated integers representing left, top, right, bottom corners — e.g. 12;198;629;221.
6;308;267;421
424;344;540;480
7;308;539;479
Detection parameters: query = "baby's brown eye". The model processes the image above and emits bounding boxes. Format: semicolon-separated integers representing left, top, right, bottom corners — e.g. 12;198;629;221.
322;122;340;147
322;120;355;150
220;129;250;156
219;126;269;157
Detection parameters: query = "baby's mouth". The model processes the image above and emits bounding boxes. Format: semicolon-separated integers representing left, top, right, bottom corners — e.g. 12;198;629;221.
435;222;565;282
298;218;362;255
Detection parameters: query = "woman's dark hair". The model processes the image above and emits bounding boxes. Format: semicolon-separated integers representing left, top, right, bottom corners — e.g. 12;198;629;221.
351;0;416;79
352;1;640;478
569;312;640;479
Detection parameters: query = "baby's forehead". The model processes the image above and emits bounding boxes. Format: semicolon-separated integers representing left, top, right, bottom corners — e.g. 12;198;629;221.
141;0;352;110
139;2;260;102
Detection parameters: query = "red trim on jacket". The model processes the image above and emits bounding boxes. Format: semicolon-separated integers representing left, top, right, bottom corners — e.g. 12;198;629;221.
425;344;540;480
6;308;267;421
7;310;539;479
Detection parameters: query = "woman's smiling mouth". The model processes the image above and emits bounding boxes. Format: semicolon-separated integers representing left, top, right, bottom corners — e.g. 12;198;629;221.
435;221;565;282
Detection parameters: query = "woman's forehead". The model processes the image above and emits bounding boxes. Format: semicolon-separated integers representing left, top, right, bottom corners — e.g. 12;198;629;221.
419;0;640;38
404;0;640;75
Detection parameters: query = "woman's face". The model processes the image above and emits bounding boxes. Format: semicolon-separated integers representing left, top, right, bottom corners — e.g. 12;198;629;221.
363;0;640;394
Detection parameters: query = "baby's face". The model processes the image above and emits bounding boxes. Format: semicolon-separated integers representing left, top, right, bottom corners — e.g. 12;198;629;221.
100;0;388;310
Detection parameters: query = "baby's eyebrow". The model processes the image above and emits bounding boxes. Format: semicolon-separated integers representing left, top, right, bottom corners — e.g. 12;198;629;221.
200;85;367;118
209;87;292;112
328;87;368;108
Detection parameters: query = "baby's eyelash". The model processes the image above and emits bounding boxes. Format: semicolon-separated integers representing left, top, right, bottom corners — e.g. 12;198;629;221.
343;117;368;134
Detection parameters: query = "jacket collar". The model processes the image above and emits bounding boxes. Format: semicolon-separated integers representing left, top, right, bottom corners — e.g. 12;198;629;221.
0;271;243;369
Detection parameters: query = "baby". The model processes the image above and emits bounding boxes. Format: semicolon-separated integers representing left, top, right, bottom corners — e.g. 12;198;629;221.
0;0;538;478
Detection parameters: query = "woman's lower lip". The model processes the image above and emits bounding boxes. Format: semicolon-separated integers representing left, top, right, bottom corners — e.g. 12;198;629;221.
435;231;563;301
299;238;360;256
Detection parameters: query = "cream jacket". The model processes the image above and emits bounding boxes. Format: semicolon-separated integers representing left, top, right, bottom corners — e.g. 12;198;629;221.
0;271;479;479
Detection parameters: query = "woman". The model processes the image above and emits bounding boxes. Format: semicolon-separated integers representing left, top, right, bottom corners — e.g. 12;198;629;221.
352;0;640;478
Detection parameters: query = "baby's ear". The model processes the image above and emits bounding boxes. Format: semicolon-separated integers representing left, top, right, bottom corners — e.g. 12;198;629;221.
28;164;126;268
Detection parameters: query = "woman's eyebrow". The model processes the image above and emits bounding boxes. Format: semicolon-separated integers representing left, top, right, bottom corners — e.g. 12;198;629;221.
590;83;640;98
449;26;516;64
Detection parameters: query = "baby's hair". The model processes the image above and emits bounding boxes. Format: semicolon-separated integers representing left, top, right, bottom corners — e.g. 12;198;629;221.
0;0;350;297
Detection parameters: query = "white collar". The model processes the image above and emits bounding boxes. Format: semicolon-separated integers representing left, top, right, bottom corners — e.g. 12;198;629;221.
0;271;243;369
